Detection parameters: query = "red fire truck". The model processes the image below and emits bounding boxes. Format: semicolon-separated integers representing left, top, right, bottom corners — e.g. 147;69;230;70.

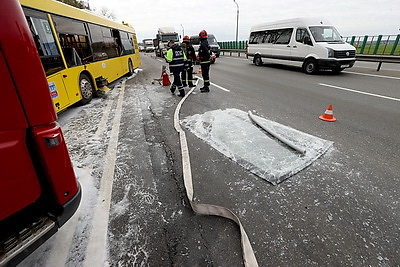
0;0;81;265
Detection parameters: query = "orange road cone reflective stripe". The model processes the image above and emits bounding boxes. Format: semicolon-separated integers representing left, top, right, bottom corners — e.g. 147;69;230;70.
319;104;337;122
198;67;202;74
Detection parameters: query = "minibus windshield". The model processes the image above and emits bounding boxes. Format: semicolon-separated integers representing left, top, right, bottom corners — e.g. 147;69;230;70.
309;26;342;42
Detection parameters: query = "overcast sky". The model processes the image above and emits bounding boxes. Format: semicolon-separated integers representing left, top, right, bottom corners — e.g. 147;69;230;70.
87;0;400;42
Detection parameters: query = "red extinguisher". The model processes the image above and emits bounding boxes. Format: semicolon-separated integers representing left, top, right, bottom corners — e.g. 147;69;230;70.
162;70;171;86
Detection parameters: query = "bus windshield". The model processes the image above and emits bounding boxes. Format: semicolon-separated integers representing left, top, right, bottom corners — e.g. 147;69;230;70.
207;36;218;45
309;26;342;42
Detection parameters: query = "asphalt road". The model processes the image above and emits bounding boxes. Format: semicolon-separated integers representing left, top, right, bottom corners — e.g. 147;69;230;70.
178;56;400;266
20;54;400;266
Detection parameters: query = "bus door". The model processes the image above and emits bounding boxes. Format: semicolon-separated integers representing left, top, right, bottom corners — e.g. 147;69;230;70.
24;8;71;111
291;28;313;67
270;28;293;63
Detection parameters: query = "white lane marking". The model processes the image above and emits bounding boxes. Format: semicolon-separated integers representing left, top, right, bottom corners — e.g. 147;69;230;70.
157;59;164;62
195;75;230;92
343;71;400;80
319;83;400;102
84;81;126;267
93;99;113;140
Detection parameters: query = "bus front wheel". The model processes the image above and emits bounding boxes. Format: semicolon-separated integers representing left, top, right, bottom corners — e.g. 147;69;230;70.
254;55;263;66
303;59;318;74
78;73;93;105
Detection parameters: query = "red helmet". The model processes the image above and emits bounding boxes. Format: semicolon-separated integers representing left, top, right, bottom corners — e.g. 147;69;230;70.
183;35;190;42
199;30;208;38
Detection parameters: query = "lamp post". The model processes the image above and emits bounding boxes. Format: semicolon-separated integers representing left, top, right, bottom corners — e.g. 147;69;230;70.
233;0;239;47
181;24;184;39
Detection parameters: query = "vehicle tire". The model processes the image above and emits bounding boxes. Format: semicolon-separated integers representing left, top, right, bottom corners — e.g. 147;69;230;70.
254;55;263;66
78;73;93;105
332;67;344;74
128;59;134;75
303;59;318;74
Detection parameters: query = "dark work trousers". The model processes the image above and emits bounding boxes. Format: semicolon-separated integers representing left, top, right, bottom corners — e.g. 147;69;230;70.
181;65;194;86
200;63;210;87
172;71;183;88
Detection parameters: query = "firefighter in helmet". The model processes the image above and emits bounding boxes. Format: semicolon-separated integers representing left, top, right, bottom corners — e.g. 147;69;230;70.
165;40;187;97
181;36;196;88
198;29;211;93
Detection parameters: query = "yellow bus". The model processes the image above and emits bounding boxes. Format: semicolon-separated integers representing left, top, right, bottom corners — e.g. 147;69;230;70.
19;0;141;112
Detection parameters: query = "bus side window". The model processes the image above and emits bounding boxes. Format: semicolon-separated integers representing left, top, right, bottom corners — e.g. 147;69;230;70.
119;31;134;55
23;8;65;76
275;28;293;44
52;15;92;65
112;29;123;56
296;28;312;46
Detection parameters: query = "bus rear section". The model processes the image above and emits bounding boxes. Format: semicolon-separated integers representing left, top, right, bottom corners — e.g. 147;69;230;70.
247;17;356;74
0;0;81;265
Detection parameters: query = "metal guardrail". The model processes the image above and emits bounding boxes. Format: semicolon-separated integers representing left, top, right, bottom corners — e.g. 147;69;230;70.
220;49;400;71
218;34;400;56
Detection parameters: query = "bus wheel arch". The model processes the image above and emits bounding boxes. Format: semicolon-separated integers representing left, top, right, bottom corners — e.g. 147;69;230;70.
303;58;318;74
254;54;263;66
78;72;94;105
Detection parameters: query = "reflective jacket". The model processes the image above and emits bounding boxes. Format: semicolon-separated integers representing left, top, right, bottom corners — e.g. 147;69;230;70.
181;42;196;67
165;43;186;72
198;38;211;64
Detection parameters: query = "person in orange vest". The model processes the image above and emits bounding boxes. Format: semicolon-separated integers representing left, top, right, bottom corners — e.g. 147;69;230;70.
181;36;196;88
165;40;187;97
198;29;212;93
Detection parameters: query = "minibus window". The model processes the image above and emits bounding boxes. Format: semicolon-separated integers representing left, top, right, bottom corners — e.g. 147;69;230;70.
309;26;342;42
274;28;293;44
296;28;311;44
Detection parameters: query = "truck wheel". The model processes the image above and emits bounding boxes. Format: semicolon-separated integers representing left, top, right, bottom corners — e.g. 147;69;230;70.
78;73;93;105
254;55;263;66
303;59;318;74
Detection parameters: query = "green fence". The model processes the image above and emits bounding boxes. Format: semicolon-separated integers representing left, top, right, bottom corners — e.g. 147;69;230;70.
344;35;400;55
218;40;248;50
218;34;400;56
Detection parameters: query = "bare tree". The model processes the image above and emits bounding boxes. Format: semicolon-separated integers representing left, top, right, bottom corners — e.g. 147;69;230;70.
56;0;90;10
99;6;117;21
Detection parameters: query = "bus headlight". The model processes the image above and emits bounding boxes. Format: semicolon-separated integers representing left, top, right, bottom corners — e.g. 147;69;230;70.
327;48;335;58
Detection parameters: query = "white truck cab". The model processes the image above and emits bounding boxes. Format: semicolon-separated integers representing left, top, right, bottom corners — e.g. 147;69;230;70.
247;17;356;74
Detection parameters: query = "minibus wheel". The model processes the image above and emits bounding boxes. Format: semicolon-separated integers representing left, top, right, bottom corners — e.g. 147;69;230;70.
303;59;318;74
128;59;134;75
78;73;93;105
254;55;263;66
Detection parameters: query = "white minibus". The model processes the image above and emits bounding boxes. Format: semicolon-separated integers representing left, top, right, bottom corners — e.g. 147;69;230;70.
247;17;356;74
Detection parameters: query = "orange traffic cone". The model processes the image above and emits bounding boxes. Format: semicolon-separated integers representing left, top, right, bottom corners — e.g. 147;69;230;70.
319;105;336;122
197;67;202;74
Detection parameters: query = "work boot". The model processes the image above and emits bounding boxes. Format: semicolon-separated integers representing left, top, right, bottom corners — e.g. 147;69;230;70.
170;86;176;94
178;89;185;97
200;86;209;93
188;83;195;88
182;83;187;87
